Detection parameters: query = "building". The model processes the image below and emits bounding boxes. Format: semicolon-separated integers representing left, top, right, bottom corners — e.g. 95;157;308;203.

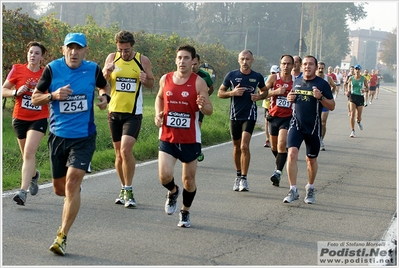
341;28;390;71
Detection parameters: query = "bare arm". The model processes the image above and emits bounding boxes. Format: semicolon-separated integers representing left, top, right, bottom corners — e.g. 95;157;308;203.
196;76;213;116
154;75;166;127
328;76;336;94
139;55;155;89
217;83;245;98
102;53;116;81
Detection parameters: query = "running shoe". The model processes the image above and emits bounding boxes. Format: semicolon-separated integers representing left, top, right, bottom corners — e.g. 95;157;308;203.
233;177;240;191
304;186;315;204
264;140;270;147
115;188;125;205
29;170;40;195
320;140;325;151
350;130;356;138
270;170;281;187
357;121;363;131
369;101;372;105
13;189;27;206
197;152;204;162
239;178;249;191
165;185;180;215
177;210;191;228
364;102;368;107
283;188;299;203
49;227;67;256
124;188;137;208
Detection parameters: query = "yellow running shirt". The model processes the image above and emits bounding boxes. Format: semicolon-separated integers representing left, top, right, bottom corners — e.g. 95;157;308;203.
109;52;143;114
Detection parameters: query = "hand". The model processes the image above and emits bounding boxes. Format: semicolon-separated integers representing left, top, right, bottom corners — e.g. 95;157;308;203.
96;95;108;110
16;85;29;96
312;87;322;99
105;63;115;75
232;83;245;96
154;111;164;127
196;94;206;109
287;91;296;102
139;71;147;84
275;85;286;95
54;84;73;100
250;92;261;102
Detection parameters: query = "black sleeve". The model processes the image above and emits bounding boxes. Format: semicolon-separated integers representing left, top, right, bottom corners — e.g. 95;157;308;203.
36;65;52;93
95;65;107;88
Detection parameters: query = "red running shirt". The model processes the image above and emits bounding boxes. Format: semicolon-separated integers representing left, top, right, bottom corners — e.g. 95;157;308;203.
369;74;378;87
7;63;49;120
269;73;294;118
160;72;201;144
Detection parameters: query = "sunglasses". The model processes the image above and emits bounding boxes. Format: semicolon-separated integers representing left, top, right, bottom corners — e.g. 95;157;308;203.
355;68;361;70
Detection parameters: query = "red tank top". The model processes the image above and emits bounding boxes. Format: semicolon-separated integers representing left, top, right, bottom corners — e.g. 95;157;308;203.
268;73;294;118
7;63;49;120
160;72;201;144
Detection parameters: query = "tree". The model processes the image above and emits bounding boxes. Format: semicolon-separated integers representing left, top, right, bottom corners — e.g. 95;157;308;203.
379;29;397;70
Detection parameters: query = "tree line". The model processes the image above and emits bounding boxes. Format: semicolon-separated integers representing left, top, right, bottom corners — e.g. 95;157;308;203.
3;2;397;91
4;2;371;67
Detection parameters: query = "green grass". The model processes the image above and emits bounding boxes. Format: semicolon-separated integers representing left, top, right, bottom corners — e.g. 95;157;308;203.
3;90;264;191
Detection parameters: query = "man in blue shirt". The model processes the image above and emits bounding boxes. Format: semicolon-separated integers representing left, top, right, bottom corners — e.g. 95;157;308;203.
285;55;335;204
218;49;268;192
32;33;110;256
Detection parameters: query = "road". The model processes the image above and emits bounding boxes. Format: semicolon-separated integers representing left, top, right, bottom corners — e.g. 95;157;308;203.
2;83;397;266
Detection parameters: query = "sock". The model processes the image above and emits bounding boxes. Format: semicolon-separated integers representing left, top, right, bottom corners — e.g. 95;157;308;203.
124;185;132;191
236;170;241;177
241;175;247;180
162;178;176;192
276;152;287;172
182;188;196;208
272;150;278;157
290;185;297;191
306;183;314;189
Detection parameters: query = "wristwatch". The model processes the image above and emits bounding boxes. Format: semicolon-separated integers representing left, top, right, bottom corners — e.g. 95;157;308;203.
102;93;111;103
319;95;325;101
47;93;52;101
13;90;17;97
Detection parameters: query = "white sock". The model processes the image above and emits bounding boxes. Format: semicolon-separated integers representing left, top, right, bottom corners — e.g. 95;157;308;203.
290;185;297;191
306;183;314;189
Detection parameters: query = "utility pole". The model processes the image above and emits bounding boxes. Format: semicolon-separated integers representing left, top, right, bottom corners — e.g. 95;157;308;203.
298;3;304;57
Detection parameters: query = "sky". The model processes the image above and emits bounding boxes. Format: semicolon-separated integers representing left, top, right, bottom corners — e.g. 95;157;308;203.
349;1;398;32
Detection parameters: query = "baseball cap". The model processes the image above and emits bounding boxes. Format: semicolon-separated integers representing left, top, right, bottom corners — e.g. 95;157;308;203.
64;33;87;47
270;65;280;73
354;64;361;69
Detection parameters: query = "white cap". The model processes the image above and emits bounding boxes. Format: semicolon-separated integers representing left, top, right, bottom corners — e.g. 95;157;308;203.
270;65;280;73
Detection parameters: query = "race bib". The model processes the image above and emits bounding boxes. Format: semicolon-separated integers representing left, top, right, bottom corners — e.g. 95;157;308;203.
166;111;191;129
21;95;42;111
276;96;290;108
59;94;88;114
116;77;137;93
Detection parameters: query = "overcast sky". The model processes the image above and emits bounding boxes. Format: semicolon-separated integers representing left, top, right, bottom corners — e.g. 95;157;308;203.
349;1;398;32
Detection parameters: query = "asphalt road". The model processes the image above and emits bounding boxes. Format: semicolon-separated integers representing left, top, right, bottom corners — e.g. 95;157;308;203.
2;83;397;266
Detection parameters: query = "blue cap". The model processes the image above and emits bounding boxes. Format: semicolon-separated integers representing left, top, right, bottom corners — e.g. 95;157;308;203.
64;33;87;47
354;64;361;69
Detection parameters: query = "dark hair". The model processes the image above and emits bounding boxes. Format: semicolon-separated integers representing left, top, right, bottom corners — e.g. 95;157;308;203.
293;55;302;64
115;30;135;46
303;55;318;66
195;54;200;61
177;45;196;59
27;41;47;55
318;61;326;67
280;54;294;64
241;49;253;55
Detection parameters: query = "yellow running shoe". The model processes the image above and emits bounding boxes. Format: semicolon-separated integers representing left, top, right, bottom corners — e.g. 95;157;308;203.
49;227;67;256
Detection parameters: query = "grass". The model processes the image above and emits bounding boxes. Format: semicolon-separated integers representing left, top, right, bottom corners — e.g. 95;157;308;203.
3;90;263;191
